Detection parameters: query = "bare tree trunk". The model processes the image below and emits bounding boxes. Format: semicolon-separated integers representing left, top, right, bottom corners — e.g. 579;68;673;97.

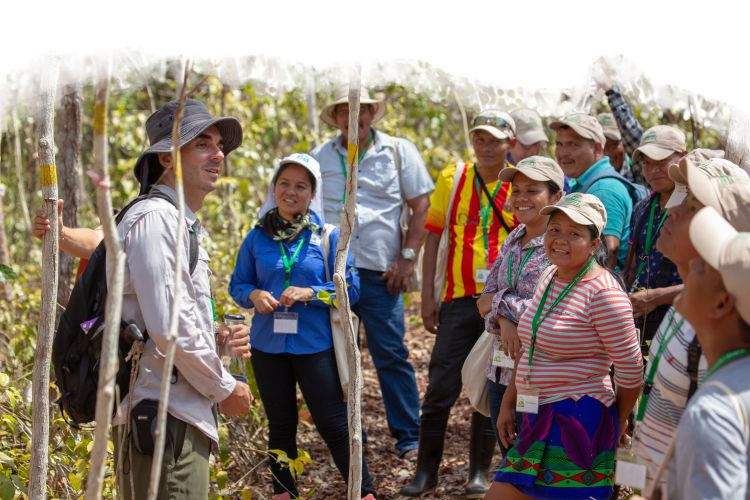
0;129;10;300
173;58;187;99
725;108;750;172
85;58;124;500
306;73;319;145
451;86;471;157
332;69;363;500
147;62;190;500
55;82;83;307
0;182;11;301
220;82;230;176
145;80;157;115
11;109;32;238
688;94;700;150
29;59;60;500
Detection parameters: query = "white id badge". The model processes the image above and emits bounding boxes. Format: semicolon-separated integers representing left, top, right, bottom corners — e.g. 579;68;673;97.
492;349;515;369
615;447;646;490
310;233;321;246
273;312;299;334
475;268;490;283
516;385;539;414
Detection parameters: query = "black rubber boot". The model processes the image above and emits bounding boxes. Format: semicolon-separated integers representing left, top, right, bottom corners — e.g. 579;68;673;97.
464;412;496;499
399;413;448;497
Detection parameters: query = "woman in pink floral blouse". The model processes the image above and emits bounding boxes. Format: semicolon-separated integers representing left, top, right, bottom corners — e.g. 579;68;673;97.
477;156;564;452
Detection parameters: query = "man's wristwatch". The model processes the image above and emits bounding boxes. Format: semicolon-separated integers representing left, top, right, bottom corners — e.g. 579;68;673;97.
401;248;417;261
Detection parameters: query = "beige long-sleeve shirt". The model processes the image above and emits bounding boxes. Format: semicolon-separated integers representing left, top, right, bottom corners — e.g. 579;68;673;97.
110;185;235;443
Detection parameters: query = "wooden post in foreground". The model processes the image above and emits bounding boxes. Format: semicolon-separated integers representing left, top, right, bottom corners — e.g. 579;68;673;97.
29;58;60;500
85;56;125;500
332;68;364;500
147;60;191;500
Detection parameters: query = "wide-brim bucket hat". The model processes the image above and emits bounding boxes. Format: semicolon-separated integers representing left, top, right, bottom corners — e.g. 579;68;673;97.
133;98;243;193
320;86;386;127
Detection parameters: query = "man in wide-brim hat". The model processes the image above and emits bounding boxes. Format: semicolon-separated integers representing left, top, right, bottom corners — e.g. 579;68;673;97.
134;98;243;195
114;98;252;499
312;86;435;460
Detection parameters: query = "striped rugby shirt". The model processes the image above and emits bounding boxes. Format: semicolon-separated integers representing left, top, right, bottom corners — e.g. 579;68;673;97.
634;307;707;486
515;266;643;406
425;163;517;301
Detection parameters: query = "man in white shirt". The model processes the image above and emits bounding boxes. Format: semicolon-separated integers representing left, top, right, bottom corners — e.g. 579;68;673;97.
312;87;434;459
114;98;252;499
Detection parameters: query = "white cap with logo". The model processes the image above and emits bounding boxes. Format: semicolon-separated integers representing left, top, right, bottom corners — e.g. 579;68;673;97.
690;206;750;324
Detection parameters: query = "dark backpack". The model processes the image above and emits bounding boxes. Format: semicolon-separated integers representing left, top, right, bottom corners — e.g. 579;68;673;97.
52;191;198;426
579;169;649;207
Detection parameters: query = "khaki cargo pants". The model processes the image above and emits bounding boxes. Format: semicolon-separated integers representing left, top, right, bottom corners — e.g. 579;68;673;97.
114;413;210;500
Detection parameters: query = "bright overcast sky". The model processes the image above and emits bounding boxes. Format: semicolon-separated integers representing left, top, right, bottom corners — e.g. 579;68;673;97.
2;0;749;114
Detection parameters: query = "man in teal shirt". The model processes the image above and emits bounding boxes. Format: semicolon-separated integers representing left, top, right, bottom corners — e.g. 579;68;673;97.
552;113;632;268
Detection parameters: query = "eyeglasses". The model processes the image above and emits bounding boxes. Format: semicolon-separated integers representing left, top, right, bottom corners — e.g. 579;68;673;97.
472;115;512;131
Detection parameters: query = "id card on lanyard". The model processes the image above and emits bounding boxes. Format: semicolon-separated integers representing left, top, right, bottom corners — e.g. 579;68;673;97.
518;259;595;413
274;311;299;334
274;238;306;335
473;169;501;268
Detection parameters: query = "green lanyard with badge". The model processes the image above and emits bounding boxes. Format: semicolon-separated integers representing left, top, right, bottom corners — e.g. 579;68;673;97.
274;238;306;335
473;166;502;283
336;130;375;204
635;308;684;421
704;349;750;379
491;246;536;370
632;196;669;289
516;258;596;415
507;248;535;289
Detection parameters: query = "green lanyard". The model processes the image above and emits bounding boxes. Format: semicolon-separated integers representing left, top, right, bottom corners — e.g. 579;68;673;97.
278;237;306;288
634;196;669;282
636;309;684;421
336;130;375;204
473;174;502;262
705;349;750;380
507;248;535;289
527;258;596;375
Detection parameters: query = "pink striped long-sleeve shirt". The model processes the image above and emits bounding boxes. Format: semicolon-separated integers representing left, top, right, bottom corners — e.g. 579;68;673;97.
515;265;643;407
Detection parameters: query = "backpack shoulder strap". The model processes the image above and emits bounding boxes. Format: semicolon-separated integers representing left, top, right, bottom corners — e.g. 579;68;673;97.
686;335;702;401
119;190;200;274
320;224;336;280
579;170;628;193
389;137;406;198
187;225;199;275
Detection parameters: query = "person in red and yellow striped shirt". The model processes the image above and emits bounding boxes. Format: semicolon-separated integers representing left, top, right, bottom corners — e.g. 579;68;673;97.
401;110;518;498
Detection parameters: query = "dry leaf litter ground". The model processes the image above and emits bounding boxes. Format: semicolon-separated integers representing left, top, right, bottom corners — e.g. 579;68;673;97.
249;295;632;499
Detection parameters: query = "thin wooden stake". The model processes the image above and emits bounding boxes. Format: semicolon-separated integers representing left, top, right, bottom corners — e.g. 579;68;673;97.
146;59;191;500
85;55;124;500
11;108;32;236
332;68;364;500
29;57;60;500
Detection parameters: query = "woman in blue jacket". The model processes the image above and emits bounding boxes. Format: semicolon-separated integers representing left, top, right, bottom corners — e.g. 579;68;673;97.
230;153;376;499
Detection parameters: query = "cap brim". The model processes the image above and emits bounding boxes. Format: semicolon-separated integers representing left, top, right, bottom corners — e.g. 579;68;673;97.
320;100;385;127
550;120;602;144
635;144;677;162
470;125;513;140
668;163;687;184
690;206;737;270
499;166;554;184
516;130;548;146
603;130;622;141
685;162;720;211
665;185;688;209
539;205;597;227
134;116;243;185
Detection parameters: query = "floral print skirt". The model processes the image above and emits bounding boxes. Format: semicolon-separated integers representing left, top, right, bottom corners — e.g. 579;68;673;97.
494;396;618;500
